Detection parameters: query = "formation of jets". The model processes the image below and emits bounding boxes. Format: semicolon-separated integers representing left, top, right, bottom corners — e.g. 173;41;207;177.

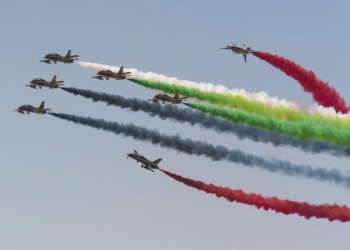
92;67;132;80
127;150;162;172
26;75;64;89
14;101;51;115
221;43;253;62
40;50;79;64
17;43;249;172
149;91;188;104
18;50;79;114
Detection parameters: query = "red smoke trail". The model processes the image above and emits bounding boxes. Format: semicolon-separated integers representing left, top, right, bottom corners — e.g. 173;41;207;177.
162;170;350;222
252;51;349;114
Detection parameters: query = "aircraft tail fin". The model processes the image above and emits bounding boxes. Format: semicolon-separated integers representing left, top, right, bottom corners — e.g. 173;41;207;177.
118;66;124;74
51;75;57;83
174;91;180;99
39;101;45;109
66;50;71;58
152;158;162;165
243;54;247;62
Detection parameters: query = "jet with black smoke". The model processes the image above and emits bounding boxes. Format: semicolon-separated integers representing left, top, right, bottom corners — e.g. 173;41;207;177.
60;87;350;157
49;112;350;188
162;170;350;222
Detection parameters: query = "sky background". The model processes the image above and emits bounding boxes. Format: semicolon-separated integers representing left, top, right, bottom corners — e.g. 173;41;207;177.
1;0;350;249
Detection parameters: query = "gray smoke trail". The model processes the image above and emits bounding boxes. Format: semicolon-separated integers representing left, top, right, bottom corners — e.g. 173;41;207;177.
49;112;350;189
61;87;349;157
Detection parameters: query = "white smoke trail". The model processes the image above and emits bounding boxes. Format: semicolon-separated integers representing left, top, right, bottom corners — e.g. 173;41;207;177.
78;61;349;119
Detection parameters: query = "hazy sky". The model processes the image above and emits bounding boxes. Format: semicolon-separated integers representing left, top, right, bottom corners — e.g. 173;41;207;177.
1;0;350;249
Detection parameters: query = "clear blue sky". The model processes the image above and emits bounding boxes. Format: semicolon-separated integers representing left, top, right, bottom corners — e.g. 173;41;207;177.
1;0;350;249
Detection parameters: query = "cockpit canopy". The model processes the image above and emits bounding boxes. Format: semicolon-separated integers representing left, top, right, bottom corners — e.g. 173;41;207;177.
47;53;59;56
21;104;33;108
156;93;169;97
33;78;45;81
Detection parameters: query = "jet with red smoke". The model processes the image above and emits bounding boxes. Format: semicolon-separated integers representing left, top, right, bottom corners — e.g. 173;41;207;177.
221;43;253;62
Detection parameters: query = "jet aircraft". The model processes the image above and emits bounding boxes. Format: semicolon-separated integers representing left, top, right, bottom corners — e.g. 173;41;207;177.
40;50;79;64
92;66;132;80
220;43;253;62
14;101;51;115
127;150;162;172
149;91;188;104
26;75;64;89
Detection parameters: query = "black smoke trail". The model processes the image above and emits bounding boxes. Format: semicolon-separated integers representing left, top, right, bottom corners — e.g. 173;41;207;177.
60;87;349;157
49;112;350;189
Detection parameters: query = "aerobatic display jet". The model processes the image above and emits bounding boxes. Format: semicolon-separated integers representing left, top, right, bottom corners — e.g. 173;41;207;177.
40;50;79;64
149;91;188;104
14;101;51;115
92;66;132;80
26;75;64;89
127;150;162;172
220;43;253;62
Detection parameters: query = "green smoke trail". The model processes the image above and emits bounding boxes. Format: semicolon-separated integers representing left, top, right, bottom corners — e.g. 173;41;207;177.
186;103;350;149
129;79;350;131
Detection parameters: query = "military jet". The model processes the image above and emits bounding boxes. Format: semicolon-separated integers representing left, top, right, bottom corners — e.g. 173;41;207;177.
127;150;162;172
92;66;132;80
220;43;253;62
26;75;64;89
14;101;51;115
149;91;188;104
40;50;79;64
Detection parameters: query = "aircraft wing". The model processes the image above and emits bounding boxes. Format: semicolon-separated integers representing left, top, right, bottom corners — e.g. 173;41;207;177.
92;76;104;80
40;60;51;64
148;98;159;103
142;164;155;172
26;85;37;89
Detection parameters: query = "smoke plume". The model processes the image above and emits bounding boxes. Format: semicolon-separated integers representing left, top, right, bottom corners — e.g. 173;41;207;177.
162;170;350;222
187;103;350;149
253;51;349;114
48;112;350;188
60;87;350;157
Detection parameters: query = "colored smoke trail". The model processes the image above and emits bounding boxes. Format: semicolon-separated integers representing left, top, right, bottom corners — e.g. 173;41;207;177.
61;87;350;157
78;61;295;108
162;170;350;222
129;79;350;131
187;103;350;149
48;112;350;188
78;61;348;120
252;51;349;114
